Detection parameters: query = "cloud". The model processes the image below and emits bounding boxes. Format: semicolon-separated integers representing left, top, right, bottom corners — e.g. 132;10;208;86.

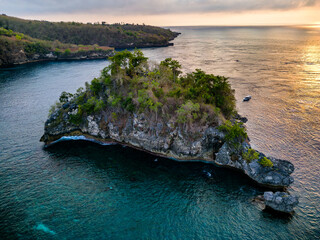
1;0;319;16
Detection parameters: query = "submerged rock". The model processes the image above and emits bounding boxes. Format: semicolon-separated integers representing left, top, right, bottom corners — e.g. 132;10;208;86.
263;191;299;213
34;223;56;235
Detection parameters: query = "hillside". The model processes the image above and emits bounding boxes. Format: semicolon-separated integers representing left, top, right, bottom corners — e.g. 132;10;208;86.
0;15;180;48
0;27;114;67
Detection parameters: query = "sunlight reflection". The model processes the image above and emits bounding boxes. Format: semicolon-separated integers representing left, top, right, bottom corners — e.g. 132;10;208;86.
302;45;320;83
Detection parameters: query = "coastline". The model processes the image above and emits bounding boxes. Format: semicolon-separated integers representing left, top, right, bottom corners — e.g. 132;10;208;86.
0;42;178;68
43;133;292;190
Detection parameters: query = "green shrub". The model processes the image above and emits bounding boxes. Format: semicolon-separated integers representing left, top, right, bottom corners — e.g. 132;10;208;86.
69;109;83;125
82;96;96;114
242;148;259;163
64;48;71;55
59;91;73;103
218;120;247;150
176;100;200;124
121;97;135;112
24;42;50;54
94;99;105;112
137;89;154;111
90;78;102;95
259;157;274;168
152;87;164;99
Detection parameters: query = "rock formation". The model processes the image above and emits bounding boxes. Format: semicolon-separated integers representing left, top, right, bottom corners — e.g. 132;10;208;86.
263;191;299;213
41;50;296;191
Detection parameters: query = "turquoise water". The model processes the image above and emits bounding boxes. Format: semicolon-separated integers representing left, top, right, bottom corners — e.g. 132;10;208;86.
1;26;320;239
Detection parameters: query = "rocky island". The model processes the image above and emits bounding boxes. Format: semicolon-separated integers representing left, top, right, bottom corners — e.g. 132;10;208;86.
41;50;297;213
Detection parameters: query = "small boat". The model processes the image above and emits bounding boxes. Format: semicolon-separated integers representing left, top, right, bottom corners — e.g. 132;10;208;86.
243;95;252;102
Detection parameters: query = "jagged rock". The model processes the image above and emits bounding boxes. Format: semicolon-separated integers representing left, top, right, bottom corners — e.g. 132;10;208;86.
215;143;294;188
264;191;299;213
41;108;295;189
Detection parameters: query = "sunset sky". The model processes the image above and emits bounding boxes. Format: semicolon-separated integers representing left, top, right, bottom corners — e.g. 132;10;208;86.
1;0;320;26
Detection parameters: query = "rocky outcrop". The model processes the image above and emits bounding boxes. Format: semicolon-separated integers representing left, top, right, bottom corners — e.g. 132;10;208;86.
263;191;299;213
41;105;295;189
215;143;294;188
41;109;225;162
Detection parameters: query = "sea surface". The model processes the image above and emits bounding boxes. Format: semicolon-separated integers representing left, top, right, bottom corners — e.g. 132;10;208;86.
0;26;320;239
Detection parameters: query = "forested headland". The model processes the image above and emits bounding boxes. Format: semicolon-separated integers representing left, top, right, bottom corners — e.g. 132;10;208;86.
0;14;179;49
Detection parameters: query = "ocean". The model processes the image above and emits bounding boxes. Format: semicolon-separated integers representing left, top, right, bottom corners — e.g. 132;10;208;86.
0;26;319;239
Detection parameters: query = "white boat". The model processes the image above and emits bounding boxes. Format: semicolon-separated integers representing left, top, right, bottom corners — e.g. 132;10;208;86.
243;95;252;101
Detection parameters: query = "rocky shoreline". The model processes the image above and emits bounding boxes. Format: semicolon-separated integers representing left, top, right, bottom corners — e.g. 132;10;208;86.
0;49;115;68
41;111;294;190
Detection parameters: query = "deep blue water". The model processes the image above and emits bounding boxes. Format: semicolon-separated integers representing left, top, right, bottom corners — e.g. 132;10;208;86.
1;26;320;239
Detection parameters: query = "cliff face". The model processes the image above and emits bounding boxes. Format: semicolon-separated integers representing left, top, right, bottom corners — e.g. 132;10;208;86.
41;100;294;189
41;104;225;161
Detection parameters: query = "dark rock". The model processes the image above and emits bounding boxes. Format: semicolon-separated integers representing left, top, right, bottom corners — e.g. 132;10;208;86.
215;143;294;188
41;104;295;189
264;191;299;213
62;102;70;109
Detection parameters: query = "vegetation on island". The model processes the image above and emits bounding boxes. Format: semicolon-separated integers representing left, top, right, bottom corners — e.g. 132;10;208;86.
0;14;179;48
241;148;274;167
51;50;236;131
259;157;274;168
49;50;273;168
242;148;259;163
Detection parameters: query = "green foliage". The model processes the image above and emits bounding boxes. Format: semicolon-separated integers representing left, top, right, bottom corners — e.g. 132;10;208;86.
50;51;237;135
69;109;83;125
64;48;71;55
242;148;259;163
108;95;122;107
160;58;182;79
90;78;102;95
181;69;236;118
0;15;179;50
137;89;154;111
121;97;135;112
176;100;200;124
80;96;105;114
259;157;274;168
0;27;13;36
107;49;147;77
59;91;73;103
94;99;105;112
167;86;183;98
152;87;164;99
218;120;247;149
82;96;96;114
54;48;62;56
24;41;51;55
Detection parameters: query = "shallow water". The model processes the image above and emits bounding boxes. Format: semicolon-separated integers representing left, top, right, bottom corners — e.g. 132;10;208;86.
0;26;320;239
